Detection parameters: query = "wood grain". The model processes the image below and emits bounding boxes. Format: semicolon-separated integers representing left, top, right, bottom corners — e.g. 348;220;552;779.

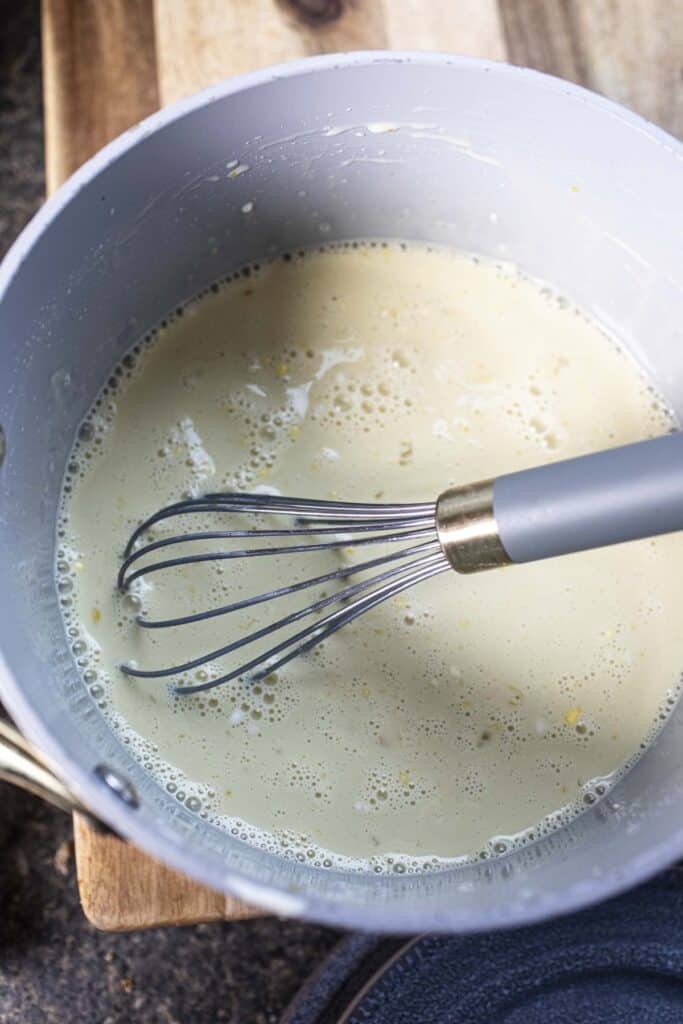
42;0;159;192
73;814;255;930
154;0;506;105
42;0;680;932
381;0;506;62
499;0;683;137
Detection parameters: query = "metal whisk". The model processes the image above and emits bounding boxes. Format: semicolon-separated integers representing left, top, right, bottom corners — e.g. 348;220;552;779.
118;493;451;694
118;432;683;694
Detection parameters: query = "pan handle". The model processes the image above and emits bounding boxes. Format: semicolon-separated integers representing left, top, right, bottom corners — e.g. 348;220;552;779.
0;718;107;830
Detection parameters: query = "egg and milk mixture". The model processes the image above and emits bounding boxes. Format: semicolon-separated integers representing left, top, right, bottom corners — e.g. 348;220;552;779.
57;243;683;871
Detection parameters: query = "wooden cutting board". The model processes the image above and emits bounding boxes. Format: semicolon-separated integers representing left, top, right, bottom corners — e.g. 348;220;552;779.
41;0;681;931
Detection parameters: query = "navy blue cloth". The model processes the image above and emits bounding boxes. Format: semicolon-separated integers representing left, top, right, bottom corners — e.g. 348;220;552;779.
284;869;683;1023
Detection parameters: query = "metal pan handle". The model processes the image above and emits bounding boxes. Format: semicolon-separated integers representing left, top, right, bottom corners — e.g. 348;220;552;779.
0;718;107;830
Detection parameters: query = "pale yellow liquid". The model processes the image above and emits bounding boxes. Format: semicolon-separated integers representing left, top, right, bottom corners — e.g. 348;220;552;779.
57;243;683;872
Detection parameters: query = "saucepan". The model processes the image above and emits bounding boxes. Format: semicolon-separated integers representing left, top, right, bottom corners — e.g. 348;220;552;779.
1;53;682;933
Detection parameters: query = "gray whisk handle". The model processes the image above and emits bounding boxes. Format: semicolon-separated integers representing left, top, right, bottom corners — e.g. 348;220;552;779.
494;432;683;564
436;433;683;572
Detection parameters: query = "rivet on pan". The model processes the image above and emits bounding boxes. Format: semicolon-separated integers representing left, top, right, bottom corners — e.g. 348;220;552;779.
94;764;139;808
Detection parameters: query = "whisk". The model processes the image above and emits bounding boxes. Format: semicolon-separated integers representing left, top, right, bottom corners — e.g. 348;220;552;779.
119;432;683;695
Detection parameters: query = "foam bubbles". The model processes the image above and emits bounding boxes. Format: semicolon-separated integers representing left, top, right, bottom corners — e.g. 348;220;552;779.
55;239;683;875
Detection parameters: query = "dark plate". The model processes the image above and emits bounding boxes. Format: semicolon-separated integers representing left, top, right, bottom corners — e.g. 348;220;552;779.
283;868;683;1024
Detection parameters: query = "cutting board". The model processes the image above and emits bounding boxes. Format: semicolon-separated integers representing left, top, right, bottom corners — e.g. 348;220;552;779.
41;0;682;931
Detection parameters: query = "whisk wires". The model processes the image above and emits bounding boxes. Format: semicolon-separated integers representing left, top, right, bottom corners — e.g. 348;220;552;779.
118;493;449;694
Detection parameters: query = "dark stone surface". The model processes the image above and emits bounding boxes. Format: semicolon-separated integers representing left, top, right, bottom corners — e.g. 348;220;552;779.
0;5;339;1021
0;798;339;1024
0;0;44;260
